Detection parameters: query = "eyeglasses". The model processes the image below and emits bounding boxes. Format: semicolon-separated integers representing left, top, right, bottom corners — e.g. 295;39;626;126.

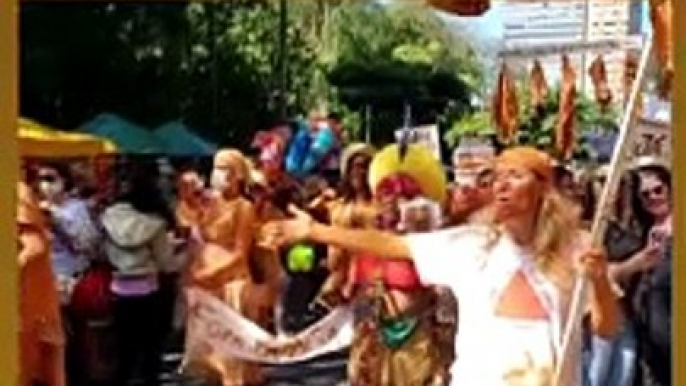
640;185;665;200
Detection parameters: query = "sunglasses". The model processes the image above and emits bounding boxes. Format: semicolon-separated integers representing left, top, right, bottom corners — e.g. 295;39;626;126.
38;174;57;183
640;185;665;200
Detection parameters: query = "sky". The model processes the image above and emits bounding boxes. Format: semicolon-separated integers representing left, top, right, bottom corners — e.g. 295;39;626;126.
459;2;505;41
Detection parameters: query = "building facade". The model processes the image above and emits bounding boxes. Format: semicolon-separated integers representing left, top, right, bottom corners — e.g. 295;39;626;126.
501;1;644;106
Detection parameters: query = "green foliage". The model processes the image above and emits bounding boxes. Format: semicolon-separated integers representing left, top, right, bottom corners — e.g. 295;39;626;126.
324;2;481;145
517;86;619;160
20;1;484;150
445;81;619;160
443;111;494;147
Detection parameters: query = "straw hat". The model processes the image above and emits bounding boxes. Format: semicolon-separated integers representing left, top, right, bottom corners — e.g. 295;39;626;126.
369;144;447;204
340;143;376;177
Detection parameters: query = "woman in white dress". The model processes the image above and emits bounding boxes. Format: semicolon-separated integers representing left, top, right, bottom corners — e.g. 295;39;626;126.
265;146;619;386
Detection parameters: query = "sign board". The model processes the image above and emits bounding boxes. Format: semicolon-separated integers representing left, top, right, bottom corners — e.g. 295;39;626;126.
587;96;671;166
633;118;670;164
633;96;671;165
395;124;441;161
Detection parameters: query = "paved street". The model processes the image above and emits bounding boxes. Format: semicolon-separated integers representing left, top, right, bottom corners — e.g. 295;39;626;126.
160;350;349;386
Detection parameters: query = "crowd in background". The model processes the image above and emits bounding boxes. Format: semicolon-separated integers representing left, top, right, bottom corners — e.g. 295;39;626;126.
17;146;672;386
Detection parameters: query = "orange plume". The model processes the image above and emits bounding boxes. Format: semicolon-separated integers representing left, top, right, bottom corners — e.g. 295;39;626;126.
588;55;613;110
649;0;673;98
492;62;519;144
556;55;577;161
530;60;549;112
624;53;644;118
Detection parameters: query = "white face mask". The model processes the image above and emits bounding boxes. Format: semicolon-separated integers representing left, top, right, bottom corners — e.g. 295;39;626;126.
39;180;65;199
210;169;230;191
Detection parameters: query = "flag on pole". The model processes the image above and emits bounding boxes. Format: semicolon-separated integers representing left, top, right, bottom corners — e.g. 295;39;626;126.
649;0;673;98
529;59;549;113
492;62;519;144
556;55;577;160
589;55;613;110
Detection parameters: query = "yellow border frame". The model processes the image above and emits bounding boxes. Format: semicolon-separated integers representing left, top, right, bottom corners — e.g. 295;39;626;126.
0;0;19;382
0;1;683;385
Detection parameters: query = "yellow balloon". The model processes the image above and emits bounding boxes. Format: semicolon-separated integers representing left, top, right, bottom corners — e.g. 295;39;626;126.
368;144;447;204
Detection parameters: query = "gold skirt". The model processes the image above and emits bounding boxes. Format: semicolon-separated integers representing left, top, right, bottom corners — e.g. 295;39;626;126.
349;319;446;386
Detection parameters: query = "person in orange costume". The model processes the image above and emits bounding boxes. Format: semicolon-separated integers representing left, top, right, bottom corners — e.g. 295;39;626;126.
247;167;292;333
17;181;66;386
186;149;264;386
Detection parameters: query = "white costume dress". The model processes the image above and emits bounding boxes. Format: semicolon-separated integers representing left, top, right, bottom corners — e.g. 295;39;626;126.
406;226;584;386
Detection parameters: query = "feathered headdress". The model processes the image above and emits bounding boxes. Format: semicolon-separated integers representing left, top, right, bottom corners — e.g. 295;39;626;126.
369;144;447;204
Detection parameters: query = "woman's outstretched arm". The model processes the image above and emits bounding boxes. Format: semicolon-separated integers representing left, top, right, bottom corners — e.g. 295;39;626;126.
310;222;411;259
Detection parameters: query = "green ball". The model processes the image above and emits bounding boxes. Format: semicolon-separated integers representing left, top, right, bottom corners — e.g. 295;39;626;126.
287;244;316;272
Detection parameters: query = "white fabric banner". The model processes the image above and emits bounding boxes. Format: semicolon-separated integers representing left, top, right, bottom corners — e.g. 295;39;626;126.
184;288;353;365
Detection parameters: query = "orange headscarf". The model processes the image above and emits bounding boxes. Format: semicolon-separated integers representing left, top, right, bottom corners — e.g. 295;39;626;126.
496;147;554;188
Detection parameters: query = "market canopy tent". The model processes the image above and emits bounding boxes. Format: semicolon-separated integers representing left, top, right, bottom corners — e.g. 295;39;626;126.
80;113;163;154
153;121;217;156
18;117;117;158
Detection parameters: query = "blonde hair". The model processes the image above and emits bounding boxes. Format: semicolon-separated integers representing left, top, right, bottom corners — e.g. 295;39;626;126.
529;190;579;291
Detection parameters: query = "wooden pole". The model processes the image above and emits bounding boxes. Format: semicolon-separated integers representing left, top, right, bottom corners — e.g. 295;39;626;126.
552;34;653;386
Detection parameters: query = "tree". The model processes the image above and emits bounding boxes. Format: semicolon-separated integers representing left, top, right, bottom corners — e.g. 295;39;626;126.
20;1;487;151
323;2;483;146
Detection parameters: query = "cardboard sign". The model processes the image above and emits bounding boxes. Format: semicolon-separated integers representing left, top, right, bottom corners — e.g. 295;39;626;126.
395;124;441;160
633;118;670;163
633;96;671;164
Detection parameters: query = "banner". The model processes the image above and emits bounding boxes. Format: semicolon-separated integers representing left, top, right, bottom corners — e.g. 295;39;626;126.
184;288;353;365
395;124;442;161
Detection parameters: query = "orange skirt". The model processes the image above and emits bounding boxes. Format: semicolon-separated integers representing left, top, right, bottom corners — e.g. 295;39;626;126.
20;320;66;386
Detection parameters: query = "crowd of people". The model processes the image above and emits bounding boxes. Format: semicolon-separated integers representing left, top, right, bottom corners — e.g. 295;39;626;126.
17;137;672;386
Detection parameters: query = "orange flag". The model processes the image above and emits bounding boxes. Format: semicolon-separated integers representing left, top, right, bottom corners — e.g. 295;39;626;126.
588;55;613;110
492;62;519;144
530;60;549;112
556;55;577;160
649;0;673;97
